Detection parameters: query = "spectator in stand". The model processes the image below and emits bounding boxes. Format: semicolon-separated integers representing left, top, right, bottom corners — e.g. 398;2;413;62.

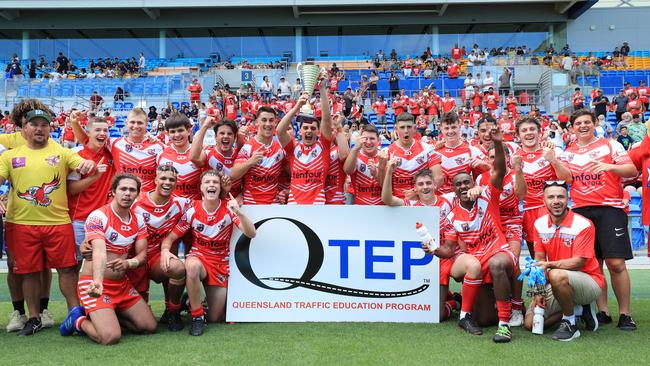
627;114;647;143
389;72;400;98
638;80;649;111
561;110;638;331
372;95;388;128
139;52;145;72
278;77;291;99
451;44;462;61
447;62;459;79
498;68;511;96
89;91;104;112
188;79;203;104
55;52;70;74
28;60;37;79
572;88;585;111
592;89;609;119
148;106;158;122
626;93;645;118
114;87;126;102
482;71;495;92
617;126;634;150
620;42;630;56
612;90;629;122
292;78;303;101
259;76;273;103
518;90;530;106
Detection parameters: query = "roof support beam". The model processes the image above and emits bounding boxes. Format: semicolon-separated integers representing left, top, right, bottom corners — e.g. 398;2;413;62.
142;8;160;20
438;3;448;16
0;10;20;21
292;6;300;18
555;1;578;14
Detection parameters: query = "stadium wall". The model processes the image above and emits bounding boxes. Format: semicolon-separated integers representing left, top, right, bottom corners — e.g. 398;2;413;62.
567;7;650;52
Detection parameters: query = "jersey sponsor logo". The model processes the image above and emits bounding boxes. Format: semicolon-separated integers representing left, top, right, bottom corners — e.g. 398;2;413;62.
359;163;366;173
103;295;112;304
196;223;205;232
147;149;157;156
45;155;61;167
11;157;26;168
154;208;164;213
296;150;303;158
129;288;139;297
565;153;575;162
17;175;61;207
416;155;425;165
109;232;118;242
454;157;465;165
142;212;151;222
588;150;599;159
176;155;187;161
121;225;130;231
215;162;224;171
125;144;133;153
461;222;470;231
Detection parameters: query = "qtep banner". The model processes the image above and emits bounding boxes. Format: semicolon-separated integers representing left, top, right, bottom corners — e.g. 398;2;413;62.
226;205;440;323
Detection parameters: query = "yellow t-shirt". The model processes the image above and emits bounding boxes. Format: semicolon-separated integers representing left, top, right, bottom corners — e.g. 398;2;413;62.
0;132;27;153
0;140;83;225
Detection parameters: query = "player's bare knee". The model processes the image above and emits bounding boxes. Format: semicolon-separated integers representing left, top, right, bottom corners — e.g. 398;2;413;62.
185;260;201;279
99;330;121;345
605;258;627;274
547;269;568;286
140;319;158;334
487;257;507;274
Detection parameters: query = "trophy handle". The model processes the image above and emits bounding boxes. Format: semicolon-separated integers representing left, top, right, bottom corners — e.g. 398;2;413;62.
297;63;303;74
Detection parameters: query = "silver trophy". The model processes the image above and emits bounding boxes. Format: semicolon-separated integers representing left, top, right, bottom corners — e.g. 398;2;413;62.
296;62;323;117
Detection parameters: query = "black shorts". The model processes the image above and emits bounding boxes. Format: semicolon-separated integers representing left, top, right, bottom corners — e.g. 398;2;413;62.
572;206;633;260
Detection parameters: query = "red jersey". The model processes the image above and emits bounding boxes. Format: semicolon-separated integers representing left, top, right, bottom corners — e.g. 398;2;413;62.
105;116;115;127
624;87;636;98
325;144;345;205
67;145;114;221
393;100;406;116
447;64;460;78
133;192;191;255
172;200;240;263
235;137;286;204
476;170;522;227
372;101;388;115
351;151;383;205
498;119;516;142
441;97;456;113
250;100;261;114
435;141;485;194
628;135;650;226
410;99;421;115
427;95;441;115
156;145;201;199
283;100;295;114
188;83;202;100
637;87;649;103
62;126;75;142
444;183;509;262
403;194;454;218
385;141;442;198
627;100;643;115
205;147;242;198
451;48;461;59
533;210;605;289
224;98;238;120
561;138;631;208
514;147;563;211
285;137;332;205
85;204;147;255
416;115;429;129
484;93;499;110
240;99;251;114
572;92;584;106
108;137;164;193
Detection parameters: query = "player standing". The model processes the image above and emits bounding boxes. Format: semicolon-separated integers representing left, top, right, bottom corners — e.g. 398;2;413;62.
343;125;384;205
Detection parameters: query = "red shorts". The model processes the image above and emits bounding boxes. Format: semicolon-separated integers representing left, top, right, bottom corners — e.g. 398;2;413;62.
523;207;547;242
147;250;162;279
439;256;458;286
5;223;77;274
126;265;150;297
188;250;229;287
504;224;523;244
77;276;141;314
479;248;517;284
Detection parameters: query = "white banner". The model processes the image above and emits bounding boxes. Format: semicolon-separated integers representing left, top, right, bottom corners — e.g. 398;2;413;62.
226;205;440;323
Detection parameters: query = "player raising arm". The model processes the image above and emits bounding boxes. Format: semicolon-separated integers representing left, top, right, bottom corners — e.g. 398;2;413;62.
160;170;256;336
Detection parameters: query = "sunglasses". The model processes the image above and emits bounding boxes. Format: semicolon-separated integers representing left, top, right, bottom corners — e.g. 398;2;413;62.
543;180;567;189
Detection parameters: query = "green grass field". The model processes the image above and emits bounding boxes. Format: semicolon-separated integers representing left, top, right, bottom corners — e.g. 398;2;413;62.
1;271;649;365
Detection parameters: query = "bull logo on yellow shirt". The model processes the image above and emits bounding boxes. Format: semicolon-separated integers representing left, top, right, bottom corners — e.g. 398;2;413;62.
17;175;61;207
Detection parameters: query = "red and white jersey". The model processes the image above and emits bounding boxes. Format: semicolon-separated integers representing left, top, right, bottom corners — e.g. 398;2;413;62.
637;87;649;103
561;138;632;208
325;144;345;205
385;141;442;198
444;184;509;261
172;200;240;262
235;137;286;204
351;151;383;205
156;145;201;199
484;93;499;109
514;147;562;211
476;170;522;227
285;137;331;204
205;147;242;198
85;204;147;255
108;137;164;192
133;192;191;255
435;141;485;194
441;97;456;113
403;194;454;218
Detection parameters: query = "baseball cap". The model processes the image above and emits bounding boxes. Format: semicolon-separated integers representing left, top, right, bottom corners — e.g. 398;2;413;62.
25;109;52;124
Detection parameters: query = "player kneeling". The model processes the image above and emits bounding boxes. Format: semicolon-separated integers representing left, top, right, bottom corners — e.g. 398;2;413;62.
60;174;157;345
161;170;256;336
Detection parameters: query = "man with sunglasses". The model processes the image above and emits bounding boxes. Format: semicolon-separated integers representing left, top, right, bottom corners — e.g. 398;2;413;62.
523;181;603;341
560;110;638;330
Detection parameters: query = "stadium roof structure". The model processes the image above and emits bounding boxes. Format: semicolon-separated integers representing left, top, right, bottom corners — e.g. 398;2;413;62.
0;0;596;32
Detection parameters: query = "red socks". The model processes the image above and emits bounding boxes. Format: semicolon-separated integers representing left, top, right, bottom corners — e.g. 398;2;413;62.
190;307;204;319
461;275;482;313
496;300;512;323
511;297;524;312
167;301;182;313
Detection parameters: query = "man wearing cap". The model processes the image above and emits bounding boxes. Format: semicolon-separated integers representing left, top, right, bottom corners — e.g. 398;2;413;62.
523;181;603;341
627;114;647;143
0;109;95;336
89;91;104;113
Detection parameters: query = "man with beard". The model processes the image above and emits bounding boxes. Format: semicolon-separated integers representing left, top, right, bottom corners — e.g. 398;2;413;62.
59;174;157;344
343;125;384;205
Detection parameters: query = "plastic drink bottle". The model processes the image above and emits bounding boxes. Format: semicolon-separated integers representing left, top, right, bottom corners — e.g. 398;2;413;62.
415;223;438;250
532;305;545;335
